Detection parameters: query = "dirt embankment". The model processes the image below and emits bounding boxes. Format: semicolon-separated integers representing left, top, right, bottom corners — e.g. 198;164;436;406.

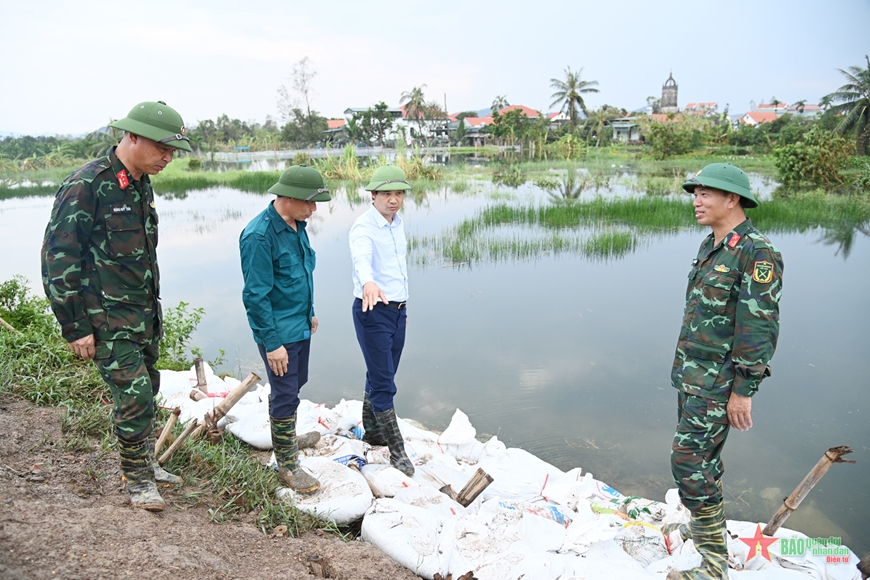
0;398;421;580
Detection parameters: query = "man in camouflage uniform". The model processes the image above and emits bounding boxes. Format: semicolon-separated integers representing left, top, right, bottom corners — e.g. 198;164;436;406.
668;163;783;580
240;165;330;495
41;101;192;511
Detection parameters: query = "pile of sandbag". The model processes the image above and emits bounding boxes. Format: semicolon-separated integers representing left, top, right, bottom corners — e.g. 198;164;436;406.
156;365;862;580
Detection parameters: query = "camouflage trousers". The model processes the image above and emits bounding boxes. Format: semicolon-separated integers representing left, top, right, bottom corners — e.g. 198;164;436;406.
94;338;160;443
671;391;730;514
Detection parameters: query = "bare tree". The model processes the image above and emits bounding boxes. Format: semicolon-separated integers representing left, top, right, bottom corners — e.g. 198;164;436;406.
278;56;318;138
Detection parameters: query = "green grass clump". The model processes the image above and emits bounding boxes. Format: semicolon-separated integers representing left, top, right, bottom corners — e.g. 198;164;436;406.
0;277;337;537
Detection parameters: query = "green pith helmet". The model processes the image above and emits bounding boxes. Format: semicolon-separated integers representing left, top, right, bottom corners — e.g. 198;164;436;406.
682;163;758;208
365;165;412;192
109;101;193;152
267;165;331;201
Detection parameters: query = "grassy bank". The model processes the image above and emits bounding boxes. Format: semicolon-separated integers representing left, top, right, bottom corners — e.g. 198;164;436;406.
0;276;335;534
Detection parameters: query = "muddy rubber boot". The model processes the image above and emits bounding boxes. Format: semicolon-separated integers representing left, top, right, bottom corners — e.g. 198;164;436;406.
361;393;388;446
667;502;728;580
147;436;182;485
374;407;415;477
118;435;165;512
272;414;320;494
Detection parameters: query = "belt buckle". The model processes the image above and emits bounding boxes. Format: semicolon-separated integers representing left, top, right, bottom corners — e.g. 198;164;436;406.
397;301;407;310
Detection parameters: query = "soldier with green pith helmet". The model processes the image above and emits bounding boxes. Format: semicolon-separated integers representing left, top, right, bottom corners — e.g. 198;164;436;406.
41;101;192;511
666;163;783;580
239;165;330;494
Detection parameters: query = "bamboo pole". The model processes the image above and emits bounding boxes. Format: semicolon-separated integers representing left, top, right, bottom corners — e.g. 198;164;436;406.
154;407;180;456
190;371;260;439
194;357;208;392
455;467;494;507
763;445;855;536
157;418;198;466
189;357;208;400
0;316;19;333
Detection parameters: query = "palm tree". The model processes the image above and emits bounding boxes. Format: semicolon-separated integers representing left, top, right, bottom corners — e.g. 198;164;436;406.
491;95;509;113
400;85;427;141
549;67;599;130
823;55;870;153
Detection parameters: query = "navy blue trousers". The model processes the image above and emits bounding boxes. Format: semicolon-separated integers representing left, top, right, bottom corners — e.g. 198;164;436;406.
257;340;310;419
352;298;407;413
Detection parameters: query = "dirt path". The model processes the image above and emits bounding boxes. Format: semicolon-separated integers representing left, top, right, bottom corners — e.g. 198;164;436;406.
0;398;422;580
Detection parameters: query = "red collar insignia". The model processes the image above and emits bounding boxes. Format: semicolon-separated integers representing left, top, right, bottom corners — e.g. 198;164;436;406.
118;169;130;189
728;233;740;248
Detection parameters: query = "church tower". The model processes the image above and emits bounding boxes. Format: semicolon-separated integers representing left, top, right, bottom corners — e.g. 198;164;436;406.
661;72;679;113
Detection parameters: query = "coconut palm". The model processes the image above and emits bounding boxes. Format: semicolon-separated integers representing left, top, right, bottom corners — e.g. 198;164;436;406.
823;55;870;153
549;67;599;130
400;85;427;140
491;95;509;113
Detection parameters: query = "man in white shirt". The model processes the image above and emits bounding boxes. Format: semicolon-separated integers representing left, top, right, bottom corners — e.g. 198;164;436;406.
349;165;414;476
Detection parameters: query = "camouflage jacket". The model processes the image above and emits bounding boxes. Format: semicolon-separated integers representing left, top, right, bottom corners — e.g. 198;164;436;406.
41;147;160;344
671;218;783;402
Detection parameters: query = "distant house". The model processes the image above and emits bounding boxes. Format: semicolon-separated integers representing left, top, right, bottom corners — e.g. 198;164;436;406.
787;103;822;117
322;118;348;143
684;102;718;116
739;111;778;126
496;104;541;118
547;111;570;129
609;117;640;142
754;103;790;114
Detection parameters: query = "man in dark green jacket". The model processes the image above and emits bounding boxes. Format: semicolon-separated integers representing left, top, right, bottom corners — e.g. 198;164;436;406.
668;163;783;580
240;165;330;494
41;101;192;511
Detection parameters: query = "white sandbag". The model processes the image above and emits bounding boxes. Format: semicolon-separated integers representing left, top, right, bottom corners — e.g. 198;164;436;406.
559;539;658;579
278;457;373;524
614;521;669;566
436;409;484;464
393;484;466;519
413;463;472;497
330;398;363;433
156;369;194;406
224;404;272;449
297;399;340;434
362;498;453;580
560;511;623;554
362;464;419;498
476;440;565;502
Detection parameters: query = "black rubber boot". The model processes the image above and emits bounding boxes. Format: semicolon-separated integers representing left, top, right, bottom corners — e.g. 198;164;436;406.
374;407;415;477
361;393;388;446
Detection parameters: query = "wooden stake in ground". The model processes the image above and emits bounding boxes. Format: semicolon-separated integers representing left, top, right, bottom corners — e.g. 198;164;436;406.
157;418;199;466
154;407;181;456
189;357;209;401
156;371;260;465
455;467;494;507
191;371;261;438
763;445;855;537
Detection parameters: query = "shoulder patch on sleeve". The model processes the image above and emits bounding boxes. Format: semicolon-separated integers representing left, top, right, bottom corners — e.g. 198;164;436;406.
752;260;774;283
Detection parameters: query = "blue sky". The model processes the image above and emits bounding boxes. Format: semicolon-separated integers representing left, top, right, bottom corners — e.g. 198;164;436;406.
1;0;867;135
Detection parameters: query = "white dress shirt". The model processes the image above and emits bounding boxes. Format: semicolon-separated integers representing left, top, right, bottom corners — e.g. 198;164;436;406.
349;204;408;301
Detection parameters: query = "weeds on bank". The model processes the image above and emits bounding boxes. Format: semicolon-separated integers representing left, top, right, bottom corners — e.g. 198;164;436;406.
0;277;331;538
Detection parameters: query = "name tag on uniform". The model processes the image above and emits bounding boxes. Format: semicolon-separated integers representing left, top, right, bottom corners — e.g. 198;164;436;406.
112;205;132;213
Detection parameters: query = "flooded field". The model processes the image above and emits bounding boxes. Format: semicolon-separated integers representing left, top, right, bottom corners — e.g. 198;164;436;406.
2;170;867;555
